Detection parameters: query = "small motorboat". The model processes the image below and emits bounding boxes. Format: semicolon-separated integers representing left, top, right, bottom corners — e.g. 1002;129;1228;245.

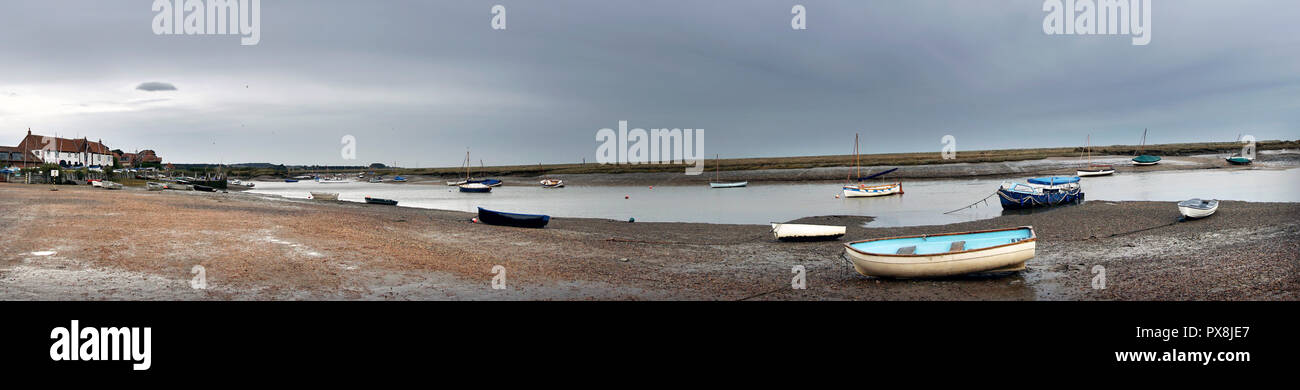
310;192;339;201
540;179;565;188
364;196;398;205
709;181;748;188
284;179;299;183
1177;198;1219;219
392;176;407;182
1225;156;1253;165
844;226;1036;278
477;207;550;228
90;179;103;187
193;184;217;192
842;182;902;198
458;183;492;193
771;223;846;241
146;182;166;191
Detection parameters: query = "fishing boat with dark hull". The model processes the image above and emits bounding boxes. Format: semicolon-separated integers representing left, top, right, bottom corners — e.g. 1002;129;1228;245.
997;176;1084;209
477;207;550;228
364;196;398;206
193;184;217;192
458;183;492;193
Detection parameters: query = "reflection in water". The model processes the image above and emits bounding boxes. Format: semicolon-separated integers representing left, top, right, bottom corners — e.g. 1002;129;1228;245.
248;168;1299;227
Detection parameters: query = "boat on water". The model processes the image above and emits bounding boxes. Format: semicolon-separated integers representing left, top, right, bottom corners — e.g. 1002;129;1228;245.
540;179;565;188
843;226;1036;278
843;183;902;197
1177;198;1219;219
1076;135;1115;177
469;178;502;187
284;179;299;183
446;180;467;186
146;182;166;191
364;196;398;205
477;207;550;228
459;182;492;193
1131;128;1161;166
310;192;339;201
841;134;901;198
708;154;748;188
997;176;1083;209
771;223;846;241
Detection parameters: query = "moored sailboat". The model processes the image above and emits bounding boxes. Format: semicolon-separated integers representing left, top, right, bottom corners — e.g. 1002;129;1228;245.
841;133;901;198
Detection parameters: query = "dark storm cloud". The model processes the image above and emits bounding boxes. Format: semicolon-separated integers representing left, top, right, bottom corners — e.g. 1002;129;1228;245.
0;0;1297;165
135;82;177;92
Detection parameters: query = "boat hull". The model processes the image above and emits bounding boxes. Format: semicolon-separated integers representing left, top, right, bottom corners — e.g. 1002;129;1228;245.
710;181;748;188
771;223;846;241
842;183;902;198
478;207;550;228
310;192;339;201
1177;199;1219;219
1076;169;1115;177
997;187;1083;209
843;227;1036;278
459;183;492;193
364;197;398;205
1226;157;1252;165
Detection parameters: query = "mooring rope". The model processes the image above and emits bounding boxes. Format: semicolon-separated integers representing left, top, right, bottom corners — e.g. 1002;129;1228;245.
945;192;997;214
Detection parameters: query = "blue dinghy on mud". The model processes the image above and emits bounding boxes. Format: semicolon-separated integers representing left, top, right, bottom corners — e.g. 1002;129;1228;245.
997;176;1084;210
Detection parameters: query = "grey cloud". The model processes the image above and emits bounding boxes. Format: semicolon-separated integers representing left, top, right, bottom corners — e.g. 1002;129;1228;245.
136;82;177;92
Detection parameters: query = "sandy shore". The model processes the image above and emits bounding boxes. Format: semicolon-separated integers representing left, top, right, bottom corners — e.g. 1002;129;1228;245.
1;182;1296;301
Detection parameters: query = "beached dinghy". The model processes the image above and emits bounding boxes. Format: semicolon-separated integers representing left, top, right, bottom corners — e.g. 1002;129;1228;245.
771;223;846;241
101;181;123;190
146;182;166;191
844;226;1036;278
1225;156;1252;165
540;179;565;188
1131;128;1161;166
997;177;1083;209
1177;198;1219;219
364;196;398;205
477;207;550;228
310;192;339;201
842;183;902;198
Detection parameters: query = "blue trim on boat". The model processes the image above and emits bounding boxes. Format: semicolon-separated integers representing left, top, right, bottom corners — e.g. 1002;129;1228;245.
1027;176;1080;185
848;227;1033;256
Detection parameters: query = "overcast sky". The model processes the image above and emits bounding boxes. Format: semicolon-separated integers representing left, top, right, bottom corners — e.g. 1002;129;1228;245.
1;0;1297;166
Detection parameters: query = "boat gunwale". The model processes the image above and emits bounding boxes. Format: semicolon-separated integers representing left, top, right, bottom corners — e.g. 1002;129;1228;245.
842;182;901;191
843;226;1036;258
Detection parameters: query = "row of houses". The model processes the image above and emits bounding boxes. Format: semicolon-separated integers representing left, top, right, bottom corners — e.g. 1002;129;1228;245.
0;129;162;169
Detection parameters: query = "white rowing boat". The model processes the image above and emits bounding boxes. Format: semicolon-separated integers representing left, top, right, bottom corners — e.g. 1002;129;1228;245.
771;223;846;241
1076;167;1115;177
146;182;166;191
1177;198;1218;219
710;181;748;188
310;192;339;201
843;226;1036;278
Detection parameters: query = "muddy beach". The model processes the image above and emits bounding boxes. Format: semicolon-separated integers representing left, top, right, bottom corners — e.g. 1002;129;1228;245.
1;182;1295;301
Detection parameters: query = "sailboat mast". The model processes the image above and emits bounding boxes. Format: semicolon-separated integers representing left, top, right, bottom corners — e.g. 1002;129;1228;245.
854;133;860;180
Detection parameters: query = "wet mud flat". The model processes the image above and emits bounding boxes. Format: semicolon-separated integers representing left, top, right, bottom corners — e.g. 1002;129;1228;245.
0;183;1295;300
